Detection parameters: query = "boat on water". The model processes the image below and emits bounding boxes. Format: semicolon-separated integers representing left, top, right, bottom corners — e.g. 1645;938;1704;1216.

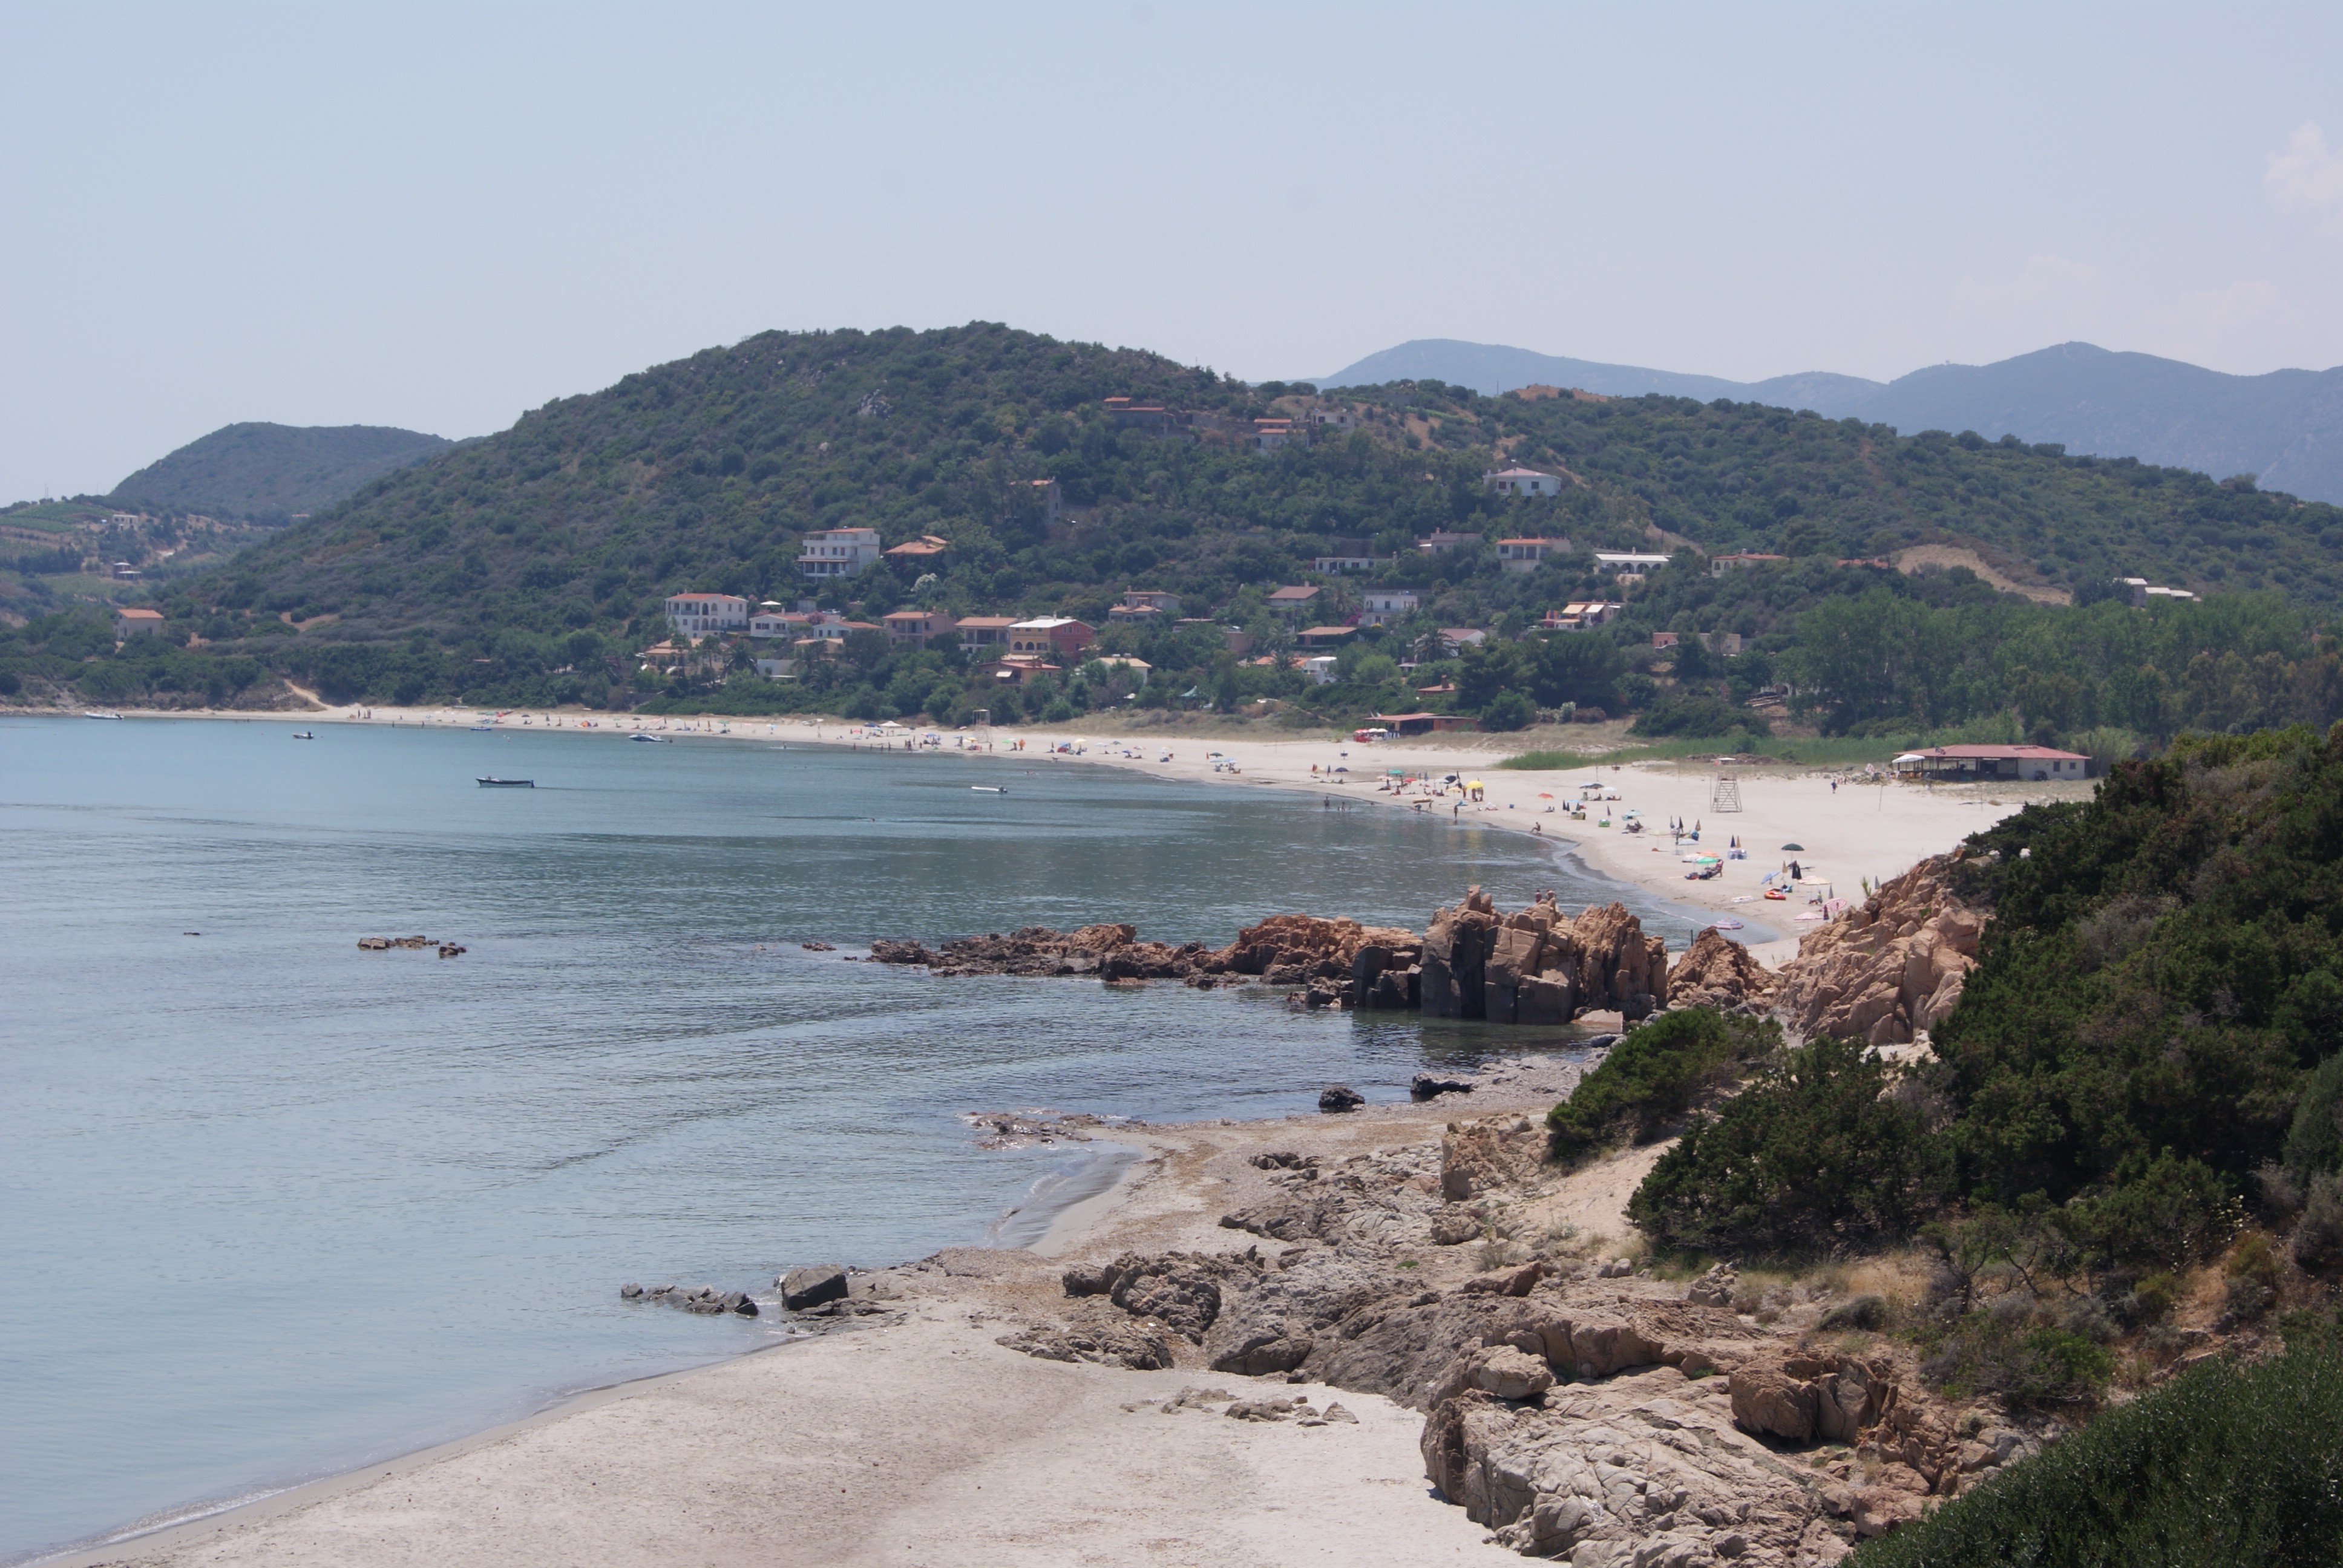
291;731;316;740
84;710;122;720
470;724;494;731
629;733;669;743
971;785;1006;794
476;777;535;788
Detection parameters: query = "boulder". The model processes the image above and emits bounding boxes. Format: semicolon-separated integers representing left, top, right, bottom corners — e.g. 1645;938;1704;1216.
1317;1083;1365;1112
997;1314;1173;1370
1411;1073;1475;1100
1665;929;1780;1014
1727;1349;1898;1445
1461;1261;1546;1298
1429;1206;1484;1246
1440;1116;1540;1201
1685;1262;1738;1308
779;1265;849;1311
1092;1250;1257;1342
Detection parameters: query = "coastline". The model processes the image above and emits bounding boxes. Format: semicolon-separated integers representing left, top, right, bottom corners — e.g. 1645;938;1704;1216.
49;1073;1594;1568
29;702;2085;944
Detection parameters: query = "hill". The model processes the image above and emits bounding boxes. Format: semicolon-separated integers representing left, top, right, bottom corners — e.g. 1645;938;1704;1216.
1317;339;2343;505
11;322;2342;730
108;422;456;523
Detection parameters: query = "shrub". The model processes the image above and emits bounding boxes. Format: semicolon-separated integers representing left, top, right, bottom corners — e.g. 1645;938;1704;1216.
1479;688;1535;731
1546;1007;1774;1161
1628;1037;1951;1253
2285;1051;2343;1184
1849;1341;2343;1567
1629;691;1760;739
2296;1173;2343;1270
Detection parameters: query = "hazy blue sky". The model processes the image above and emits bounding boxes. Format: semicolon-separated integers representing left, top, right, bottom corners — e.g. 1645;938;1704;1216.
5;2;2341;501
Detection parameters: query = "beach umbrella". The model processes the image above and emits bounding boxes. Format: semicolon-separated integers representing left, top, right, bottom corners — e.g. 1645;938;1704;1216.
1537;792;1553;798
1780;842;1805;851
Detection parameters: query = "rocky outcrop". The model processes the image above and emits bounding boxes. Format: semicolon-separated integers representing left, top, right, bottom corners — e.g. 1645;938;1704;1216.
1440;1114;1544;1202
997;1311;1174;1370
1773;857;1983;1045
1421;889;1668;1025
1666;927;1780;1014
620;1282;759;1316
1317;1084;1364;1112
869;924;1198;979
1200;913;1423;990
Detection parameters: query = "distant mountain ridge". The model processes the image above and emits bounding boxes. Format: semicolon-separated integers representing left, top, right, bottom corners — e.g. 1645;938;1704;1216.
1314;339;2343;505
110;422;455;523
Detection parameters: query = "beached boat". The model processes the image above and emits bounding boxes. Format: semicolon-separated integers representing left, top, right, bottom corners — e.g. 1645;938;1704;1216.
84;710;122;720
476;777;535;788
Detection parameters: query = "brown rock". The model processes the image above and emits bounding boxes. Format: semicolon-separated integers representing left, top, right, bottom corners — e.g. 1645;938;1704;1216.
1666;927;1781;1014
1774;855;1984;1046
1460;1261;1546;1298
1439;1116;1540;1201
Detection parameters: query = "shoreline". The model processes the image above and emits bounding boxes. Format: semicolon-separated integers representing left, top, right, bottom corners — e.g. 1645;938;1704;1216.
12;704;2080;947
38;1074;1594;1568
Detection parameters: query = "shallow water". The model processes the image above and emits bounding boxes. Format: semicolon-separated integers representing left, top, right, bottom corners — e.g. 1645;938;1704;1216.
0;717;1749;1562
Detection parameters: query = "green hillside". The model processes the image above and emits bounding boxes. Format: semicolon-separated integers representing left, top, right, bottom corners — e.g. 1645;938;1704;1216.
9;322;2343;733
109;422;454;523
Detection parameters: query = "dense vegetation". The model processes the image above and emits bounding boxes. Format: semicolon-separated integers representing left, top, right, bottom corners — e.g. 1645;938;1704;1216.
13;322;2342;722
1848;1338;2343;1568
106;422;454;524
1546;1007;1780;1160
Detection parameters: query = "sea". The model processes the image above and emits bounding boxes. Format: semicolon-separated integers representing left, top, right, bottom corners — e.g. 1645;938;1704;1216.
0;715;1765;1563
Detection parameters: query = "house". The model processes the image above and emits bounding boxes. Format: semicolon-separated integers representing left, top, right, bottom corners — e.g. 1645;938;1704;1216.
1698;631;1744;656
797;527;883;579
1093;656;1152;688
1418;531;1482;554
1109;588;1182;625
1359;588;1421;627
977;656;1061;685
1495;538;1565;573
1312;539;1386;572
665;592;750;635
882;609;949;646
1892;745;2095;782
1008;617;1096;659
1364;712;1480;737
749;610;813;639
1308;405;1358;432
1300;655;1340;685
1026;478;1063;528
1484;466;1563;498
1439;627;1487;651
885;535;953;569
955;615;1018;655
1710;552;1788;575
1542;601;1622;630
1593;552;1673;575
111;561;140;580
1266;586;1321;616
1103;397;1173;435
2117;577;2199;606
1653;632;1680;650
752;657;795;679
1253;418;1300;456
113;606;165;638
1297;625;1357;648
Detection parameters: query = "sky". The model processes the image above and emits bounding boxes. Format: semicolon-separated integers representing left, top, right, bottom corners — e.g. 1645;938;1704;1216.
4;2;2341;502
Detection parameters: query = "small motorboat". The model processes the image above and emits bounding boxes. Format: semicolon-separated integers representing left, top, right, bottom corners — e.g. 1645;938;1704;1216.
292;731;316;740
1708;918;1745;930
470;724;494;731
629;733;669;743
971;785;1006;794
84;710;123;720
476;776;535;788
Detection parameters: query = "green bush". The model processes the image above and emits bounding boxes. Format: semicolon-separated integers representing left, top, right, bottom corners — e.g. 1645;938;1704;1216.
1548;1007;1778;1162
2286;1051;2343;1183
1628;1037;1950;1253
1629;691;1764;739
1478;688;1535;731
1850;1341;2343;1567
1919;1317;2115;1408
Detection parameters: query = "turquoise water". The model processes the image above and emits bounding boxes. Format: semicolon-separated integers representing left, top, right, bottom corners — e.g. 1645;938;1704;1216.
0;717;1745;1562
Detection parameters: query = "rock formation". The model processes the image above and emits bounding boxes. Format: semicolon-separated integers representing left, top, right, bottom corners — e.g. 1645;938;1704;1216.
1421;890;1669;1025
1772;855;1983;1045
1665;927;1780;1014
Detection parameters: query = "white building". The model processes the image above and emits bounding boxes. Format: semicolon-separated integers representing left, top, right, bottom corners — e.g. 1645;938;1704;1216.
1542;601;1622;630
1300;655;1340;685
1592;552;1673;575
1485;466;1563;497
1359;588;1421;627
665;592;750;635
796;526;883;580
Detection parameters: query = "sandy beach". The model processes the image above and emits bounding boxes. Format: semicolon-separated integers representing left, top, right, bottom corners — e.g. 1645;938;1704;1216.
84;699;2090;953
63;1079;1605;1568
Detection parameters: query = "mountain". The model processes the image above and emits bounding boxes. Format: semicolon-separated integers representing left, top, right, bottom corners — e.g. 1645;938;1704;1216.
109;422;456;523
1315;339;2343;505
11;323;2342;731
